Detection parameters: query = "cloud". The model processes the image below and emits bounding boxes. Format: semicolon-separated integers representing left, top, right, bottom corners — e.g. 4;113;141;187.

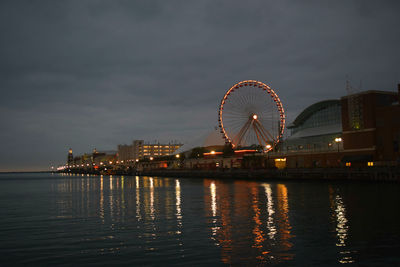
0;0;399;171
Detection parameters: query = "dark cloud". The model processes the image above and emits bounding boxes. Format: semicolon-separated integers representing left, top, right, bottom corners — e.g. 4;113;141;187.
1;0;399;171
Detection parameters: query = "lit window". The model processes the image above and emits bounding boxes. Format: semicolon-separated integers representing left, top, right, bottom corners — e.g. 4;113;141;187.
346;162;351;167
367;161;374;166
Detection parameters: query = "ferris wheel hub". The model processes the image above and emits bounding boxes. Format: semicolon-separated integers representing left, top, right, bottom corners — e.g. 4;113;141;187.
252;114;258;120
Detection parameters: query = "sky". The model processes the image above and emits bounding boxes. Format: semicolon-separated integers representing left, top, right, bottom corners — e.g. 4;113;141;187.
1;0;399;171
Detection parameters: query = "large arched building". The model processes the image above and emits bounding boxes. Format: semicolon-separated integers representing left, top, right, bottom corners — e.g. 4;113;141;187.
284;100;342;154
278;86;400;168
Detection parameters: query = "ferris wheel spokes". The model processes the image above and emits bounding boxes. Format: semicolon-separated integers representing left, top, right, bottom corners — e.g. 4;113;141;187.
232;116;253;147
231;114;275;149
218;80;285;152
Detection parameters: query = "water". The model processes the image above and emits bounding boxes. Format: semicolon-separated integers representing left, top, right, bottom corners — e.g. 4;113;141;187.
0;173;399;266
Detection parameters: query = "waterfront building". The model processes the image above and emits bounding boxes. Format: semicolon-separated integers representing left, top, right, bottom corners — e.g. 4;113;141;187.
284;100;342;153
64;148;117;170
67;148;73;166
117;140;183;162
277;84;400;168
341;86;400;165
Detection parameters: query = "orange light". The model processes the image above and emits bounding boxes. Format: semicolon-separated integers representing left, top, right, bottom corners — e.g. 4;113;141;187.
234;149;257;153
253;114;258;120
203;152;223;156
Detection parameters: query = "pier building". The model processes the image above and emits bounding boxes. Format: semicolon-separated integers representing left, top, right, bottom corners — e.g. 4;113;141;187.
284;100;342;154
118;140;182;163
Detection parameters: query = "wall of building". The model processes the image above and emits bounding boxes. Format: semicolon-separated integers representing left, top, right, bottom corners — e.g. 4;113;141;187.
341;90;399;165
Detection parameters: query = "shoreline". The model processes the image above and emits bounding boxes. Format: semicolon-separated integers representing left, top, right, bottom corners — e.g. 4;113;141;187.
137;168;400;182
57;167;400;182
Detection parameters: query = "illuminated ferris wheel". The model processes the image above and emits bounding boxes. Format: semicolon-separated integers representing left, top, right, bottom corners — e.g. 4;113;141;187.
218;80;285;152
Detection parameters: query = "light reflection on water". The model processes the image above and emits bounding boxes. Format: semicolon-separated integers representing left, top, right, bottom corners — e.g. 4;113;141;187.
1;173;399;265
53;174;346;265
328;185;355;264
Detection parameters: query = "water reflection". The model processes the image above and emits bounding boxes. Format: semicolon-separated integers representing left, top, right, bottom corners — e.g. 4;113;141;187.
175;179;182;230
210;182;218;239
149;177;155;221
50;175;370;265
100;175;104;223
203;180;293;265
329;186;354;264
135;176;141;221
263;184;276;240
276;184;293;260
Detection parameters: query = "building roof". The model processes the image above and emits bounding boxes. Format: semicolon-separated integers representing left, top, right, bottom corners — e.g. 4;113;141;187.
341;90;397;99
287;100;340;129
286;123;342;139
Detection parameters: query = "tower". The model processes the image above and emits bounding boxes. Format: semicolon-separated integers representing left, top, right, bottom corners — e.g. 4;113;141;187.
67;148;73;166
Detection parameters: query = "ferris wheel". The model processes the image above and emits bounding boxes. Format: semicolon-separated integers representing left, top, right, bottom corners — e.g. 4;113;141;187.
218;80;285;152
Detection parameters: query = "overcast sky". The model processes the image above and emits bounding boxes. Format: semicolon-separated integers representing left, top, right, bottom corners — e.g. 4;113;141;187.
1;0;399;171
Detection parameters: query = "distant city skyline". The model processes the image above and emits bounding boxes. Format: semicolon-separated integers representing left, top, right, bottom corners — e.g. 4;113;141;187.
1;1;399;171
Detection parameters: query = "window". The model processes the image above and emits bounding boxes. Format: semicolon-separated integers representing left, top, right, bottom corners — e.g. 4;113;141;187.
293;104;341;134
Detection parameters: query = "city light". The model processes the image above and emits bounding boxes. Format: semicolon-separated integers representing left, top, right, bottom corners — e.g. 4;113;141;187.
150;157;154;160
266;144;272;149
211;151;216;154
253;114;258;120
175;154;180;158
335;137;342;152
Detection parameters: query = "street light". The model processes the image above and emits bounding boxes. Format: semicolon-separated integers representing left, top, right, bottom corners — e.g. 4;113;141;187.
335;137;342;152
175;154;180;158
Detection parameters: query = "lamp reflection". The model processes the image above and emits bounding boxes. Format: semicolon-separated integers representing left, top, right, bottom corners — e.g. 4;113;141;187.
329;187;354;264
175;179;182;231
251;186;265;251
100;175;104;223
135;176;141;221
109;175;113;219
263;184;276;240
150;177;155;221
276;184;293;260
202;180;293;265
210;181;218;239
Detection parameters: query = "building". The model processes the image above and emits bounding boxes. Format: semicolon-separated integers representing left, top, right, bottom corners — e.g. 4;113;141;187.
341;86;400;165
276;84;400;168
63;148;117;170
285;100;342;153
117;140;183;162
276;99;343;168
67;148;73;165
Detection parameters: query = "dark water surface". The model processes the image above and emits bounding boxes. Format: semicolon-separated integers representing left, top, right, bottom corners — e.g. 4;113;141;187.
0;173;399;266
